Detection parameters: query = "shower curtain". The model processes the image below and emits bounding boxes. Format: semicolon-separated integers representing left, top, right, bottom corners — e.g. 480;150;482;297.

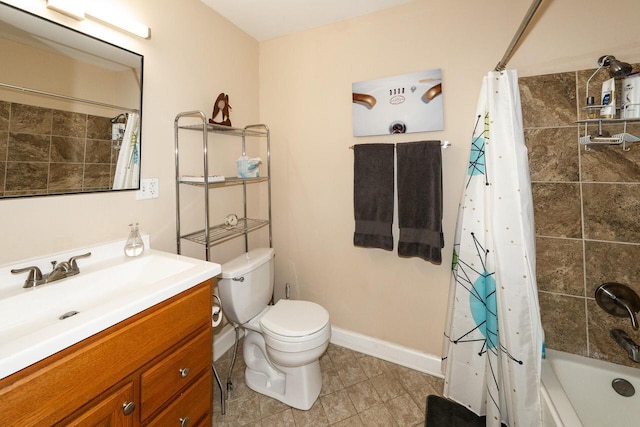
442;70;543;426
113;112;140;190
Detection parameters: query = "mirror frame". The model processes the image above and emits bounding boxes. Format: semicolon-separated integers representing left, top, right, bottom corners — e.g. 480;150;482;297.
0;1;144;199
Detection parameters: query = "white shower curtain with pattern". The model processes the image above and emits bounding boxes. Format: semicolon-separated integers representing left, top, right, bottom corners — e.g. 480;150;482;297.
442;70;543;426
113;112;140;190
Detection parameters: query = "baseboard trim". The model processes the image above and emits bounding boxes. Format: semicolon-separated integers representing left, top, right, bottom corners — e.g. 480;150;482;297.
213;324;443;378
330;326;443;378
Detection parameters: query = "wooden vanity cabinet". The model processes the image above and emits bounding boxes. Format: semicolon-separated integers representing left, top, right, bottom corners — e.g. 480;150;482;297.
0;279;214;427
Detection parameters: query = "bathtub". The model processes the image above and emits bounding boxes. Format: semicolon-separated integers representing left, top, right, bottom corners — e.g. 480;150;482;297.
542;349;640;426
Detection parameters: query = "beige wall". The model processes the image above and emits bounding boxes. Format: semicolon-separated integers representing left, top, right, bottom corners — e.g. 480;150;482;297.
0;0;259;261
2;0;640;360
259;0;640;357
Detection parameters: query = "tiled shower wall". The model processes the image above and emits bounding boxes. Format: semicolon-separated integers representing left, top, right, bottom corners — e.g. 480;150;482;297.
0;101;116;197
520;63;640;367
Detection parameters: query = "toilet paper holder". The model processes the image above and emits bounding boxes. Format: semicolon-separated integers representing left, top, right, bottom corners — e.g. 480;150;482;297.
212;294;223;327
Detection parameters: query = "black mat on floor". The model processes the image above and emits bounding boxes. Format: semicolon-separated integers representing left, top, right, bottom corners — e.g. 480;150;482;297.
425;395;491;427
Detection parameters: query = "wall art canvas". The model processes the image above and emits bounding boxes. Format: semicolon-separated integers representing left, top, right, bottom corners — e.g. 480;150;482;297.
352;69;443;137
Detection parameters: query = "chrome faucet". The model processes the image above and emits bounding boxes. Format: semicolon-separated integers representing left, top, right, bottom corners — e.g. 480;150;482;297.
47;260;73;282
11;252;91;288
611;329;640;362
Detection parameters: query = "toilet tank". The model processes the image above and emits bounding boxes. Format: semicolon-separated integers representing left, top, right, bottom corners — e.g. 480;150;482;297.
218;247;275;325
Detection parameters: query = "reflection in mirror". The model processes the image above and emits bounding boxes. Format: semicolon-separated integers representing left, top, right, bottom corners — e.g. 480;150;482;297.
0;2;143;198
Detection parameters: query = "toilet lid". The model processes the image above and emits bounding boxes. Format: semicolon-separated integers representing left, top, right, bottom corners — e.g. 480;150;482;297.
260;300;329;337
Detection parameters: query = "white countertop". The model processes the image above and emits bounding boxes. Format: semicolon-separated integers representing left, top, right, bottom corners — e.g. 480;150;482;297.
0;237;221;380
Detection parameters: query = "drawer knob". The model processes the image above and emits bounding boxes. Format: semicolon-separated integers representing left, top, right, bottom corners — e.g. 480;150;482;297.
122;401;135;415
179;416;190;427
179;367;190;378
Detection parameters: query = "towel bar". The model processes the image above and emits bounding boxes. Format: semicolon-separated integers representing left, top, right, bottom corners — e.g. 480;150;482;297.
349;141;450;149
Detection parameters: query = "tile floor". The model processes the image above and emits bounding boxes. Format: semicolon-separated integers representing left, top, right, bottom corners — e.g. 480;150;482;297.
212;340;444;426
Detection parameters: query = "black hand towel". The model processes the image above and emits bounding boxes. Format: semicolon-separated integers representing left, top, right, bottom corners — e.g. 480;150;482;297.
353;143;395;251
397;141;444;264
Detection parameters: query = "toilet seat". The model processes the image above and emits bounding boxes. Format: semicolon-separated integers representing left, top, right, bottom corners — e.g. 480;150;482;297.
263;321;331;348
260;300;329;338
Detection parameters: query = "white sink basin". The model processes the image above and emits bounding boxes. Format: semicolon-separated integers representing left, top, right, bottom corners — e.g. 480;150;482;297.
0;238;221;380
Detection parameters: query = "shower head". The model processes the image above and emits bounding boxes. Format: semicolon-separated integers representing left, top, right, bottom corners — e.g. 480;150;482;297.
585;55;634;102
598;55;633;78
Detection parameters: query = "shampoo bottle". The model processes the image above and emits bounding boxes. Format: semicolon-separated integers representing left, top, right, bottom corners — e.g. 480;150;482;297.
622;74;640;119
600;78;616;119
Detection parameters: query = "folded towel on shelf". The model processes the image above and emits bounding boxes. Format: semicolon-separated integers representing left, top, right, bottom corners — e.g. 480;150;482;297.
396;141;444;264
353;143;395;251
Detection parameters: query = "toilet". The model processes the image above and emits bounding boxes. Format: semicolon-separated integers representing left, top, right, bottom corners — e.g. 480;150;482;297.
218;247;331;410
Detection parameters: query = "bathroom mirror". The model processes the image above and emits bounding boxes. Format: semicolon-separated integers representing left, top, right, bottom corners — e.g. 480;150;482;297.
0;2;143;198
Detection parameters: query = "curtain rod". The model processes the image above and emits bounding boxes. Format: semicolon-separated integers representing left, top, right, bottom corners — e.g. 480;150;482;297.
0;82;139;113
495;0;544;71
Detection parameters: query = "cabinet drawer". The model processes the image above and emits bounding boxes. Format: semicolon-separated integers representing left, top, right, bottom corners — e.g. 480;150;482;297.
141;328;211;420
146;371;211;427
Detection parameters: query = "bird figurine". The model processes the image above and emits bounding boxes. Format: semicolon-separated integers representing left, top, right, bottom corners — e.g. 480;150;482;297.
209;92;232;126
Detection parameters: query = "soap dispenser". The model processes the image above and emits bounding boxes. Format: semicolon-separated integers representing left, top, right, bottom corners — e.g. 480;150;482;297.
124;223;144;257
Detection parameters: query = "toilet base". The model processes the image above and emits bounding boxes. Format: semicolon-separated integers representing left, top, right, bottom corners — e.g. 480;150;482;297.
243;329;323;410
245;367;286;397
245;360;322;411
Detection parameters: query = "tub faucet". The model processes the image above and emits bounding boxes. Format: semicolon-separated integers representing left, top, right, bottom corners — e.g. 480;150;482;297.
612;294;639;330
11;252;91;288
595;283;640;331
611;329;640;362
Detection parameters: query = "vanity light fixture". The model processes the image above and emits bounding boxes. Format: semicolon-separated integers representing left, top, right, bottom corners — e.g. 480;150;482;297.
45;0;150;39
85;5;150;39
46;0;84;20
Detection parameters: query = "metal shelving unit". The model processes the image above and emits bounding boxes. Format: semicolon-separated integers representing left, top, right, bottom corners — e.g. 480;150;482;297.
174;111;271;261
